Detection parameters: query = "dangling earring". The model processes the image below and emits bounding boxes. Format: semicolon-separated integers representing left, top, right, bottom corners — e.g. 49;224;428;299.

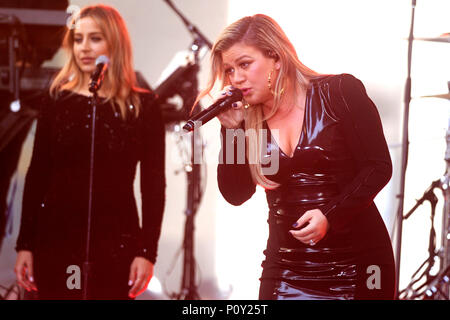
267;69;273;92
267;69;284;97
243;98;251;109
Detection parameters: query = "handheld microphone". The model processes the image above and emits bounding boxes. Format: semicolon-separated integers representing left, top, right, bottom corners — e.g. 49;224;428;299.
183;88;243;132
89;55;110;93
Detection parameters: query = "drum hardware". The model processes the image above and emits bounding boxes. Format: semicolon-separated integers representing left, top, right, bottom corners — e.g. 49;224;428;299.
399;86;450;299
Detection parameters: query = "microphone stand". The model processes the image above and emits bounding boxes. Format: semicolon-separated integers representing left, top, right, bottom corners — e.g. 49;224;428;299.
82;88;99;300
163;0;211;300
394;0;417;298
163;0;212;50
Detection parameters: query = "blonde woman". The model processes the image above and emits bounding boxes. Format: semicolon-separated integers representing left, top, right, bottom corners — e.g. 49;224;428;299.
201;14;395;299
14;5;165;299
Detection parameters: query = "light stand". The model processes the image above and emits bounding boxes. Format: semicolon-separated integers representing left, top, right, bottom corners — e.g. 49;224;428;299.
170;51;203;300
162;0;212;300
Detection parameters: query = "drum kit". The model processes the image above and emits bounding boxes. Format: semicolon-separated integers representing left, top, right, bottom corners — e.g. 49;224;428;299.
398;32;450;300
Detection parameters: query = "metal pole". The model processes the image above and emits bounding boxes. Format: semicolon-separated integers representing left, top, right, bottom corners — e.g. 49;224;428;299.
394;0;416;298
82;91;98;300
439;112;450;297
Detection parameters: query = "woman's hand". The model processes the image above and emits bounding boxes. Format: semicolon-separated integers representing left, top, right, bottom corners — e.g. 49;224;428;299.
216;85;245;129
289;209;330;246
128;257;154;298
14;250;38;292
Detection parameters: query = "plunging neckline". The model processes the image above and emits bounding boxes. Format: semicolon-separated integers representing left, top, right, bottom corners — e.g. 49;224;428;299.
265;86;311;159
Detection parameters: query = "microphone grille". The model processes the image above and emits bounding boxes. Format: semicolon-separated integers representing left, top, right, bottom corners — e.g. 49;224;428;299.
231;88;243;101
95;55;110;65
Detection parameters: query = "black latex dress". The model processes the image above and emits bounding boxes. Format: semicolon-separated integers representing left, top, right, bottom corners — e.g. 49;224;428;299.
218;74;395;300
15;90;166;299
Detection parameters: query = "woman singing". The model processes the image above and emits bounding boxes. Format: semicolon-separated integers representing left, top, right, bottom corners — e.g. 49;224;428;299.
198;14;395;300
14;5;166;299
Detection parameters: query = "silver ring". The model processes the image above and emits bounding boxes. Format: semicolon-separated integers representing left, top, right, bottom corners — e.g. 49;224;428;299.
309;240;315;246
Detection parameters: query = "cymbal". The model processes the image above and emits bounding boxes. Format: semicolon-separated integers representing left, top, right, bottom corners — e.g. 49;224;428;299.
421;93;450;99
413;33;450;43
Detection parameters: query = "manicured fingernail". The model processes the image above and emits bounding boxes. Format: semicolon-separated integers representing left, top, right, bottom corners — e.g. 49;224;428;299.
292;223;299;228
128;280;133;286
227;91;233;96
30;276;34;282
221;92;226;95
232;102;238;108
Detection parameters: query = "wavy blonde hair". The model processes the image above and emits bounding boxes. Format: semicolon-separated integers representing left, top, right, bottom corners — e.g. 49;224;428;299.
196;14;319;189
50;4;146;119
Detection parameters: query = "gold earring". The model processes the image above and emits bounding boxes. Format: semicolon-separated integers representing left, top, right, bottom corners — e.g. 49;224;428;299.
243;98;251;109
267;69;284;97
267;69;273;91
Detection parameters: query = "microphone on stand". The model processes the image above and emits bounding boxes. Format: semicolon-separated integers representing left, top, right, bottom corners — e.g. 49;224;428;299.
89;55;110;93
183;88;243;132
83;54;109;300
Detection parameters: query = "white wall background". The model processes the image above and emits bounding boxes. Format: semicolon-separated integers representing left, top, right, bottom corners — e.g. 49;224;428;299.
1;0;449;300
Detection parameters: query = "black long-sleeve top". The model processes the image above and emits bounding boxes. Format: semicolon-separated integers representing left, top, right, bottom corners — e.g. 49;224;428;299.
16;90;166;264
218;74;394;257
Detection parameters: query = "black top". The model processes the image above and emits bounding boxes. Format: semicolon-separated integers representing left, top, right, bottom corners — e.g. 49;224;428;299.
16;90;166;264
218;74;394;262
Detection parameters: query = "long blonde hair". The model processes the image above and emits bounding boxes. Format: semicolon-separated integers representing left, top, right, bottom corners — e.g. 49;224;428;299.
50;4;145;119
197;14;319;189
